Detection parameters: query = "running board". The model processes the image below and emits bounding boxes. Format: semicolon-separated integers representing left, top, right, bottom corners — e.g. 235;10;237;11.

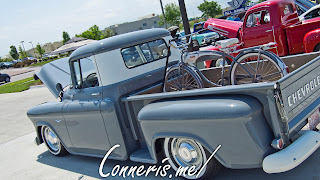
129;148;156;164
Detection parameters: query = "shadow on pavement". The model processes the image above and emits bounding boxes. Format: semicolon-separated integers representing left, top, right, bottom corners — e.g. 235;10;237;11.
36;151;179;179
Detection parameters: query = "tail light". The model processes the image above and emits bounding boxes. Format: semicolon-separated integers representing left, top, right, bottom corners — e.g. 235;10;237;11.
271;138;284;150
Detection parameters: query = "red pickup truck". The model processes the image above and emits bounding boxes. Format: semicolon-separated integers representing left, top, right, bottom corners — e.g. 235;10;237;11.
203;0;320;67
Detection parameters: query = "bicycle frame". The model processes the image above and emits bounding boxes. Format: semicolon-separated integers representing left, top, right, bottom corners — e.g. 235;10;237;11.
165;30;283;89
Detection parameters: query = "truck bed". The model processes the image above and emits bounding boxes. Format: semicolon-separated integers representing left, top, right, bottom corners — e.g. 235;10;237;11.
124;52;320;142
122;52;320;169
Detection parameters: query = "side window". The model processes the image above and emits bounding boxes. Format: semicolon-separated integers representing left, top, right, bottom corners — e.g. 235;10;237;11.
246;10;270;28
72;56;99;89
283;4;294;15
121;39;168;68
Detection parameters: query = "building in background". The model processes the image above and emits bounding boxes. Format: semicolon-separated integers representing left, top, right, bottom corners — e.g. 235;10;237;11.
49;37;96;56
107;14;164;35
25;41;63;58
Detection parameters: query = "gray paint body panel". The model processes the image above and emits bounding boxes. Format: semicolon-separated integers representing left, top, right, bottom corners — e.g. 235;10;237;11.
137;95;274;169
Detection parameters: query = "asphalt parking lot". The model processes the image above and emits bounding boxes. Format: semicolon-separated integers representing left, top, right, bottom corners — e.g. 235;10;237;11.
1;86;320;180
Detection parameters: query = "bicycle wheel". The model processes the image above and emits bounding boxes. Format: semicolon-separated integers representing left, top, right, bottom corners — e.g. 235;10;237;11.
164;64;204;92
230;50;285;85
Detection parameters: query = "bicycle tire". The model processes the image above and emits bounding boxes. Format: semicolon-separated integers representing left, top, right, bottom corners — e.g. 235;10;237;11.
163;64;204;92
230;50;286;85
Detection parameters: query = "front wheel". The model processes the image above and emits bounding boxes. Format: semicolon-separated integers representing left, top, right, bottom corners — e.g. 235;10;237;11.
5;77;10;83
230;50;286;85
41;126;68;156
164;138;221;179
163;64;204;92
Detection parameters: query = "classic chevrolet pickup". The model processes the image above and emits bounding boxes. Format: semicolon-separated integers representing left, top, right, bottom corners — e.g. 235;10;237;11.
28;28;320;179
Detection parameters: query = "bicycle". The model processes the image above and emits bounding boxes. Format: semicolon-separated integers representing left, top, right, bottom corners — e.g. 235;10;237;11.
163;32;288;92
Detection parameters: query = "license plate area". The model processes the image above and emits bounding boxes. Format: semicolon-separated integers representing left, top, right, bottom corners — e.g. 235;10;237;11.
307;109;320;130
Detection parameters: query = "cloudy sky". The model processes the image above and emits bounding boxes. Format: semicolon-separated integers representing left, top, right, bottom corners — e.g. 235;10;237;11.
0;0;231;57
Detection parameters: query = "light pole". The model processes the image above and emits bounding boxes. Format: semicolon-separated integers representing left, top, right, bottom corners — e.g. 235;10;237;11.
29;41;36;58
159;0;168;29
20;41;26;58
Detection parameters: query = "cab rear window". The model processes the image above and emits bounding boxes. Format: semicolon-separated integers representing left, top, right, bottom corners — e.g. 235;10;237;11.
284;4;294;15
121;39;168;68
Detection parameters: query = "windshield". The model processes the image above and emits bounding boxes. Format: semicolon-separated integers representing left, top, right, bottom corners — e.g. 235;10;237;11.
295;0;316;9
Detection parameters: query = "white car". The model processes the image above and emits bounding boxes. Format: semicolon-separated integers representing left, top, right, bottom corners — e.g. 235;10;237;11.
299;4;320;21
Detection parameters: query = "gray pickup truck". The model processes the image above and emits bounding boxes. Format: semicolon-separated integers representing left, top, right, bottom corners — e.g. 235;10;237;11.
27;28;320;179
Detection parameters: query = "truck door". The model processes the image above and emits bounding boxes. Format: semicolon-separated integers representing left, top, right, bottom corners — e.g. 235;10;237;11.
62;56;111;155
243;10;276;50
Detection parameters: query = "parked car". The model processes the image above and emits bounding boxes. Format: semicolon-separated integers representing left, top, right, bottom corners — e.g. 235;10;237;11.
204;0;320;67
2;62;13;68
22;57;37;62
0;73;10;83
299;4;320;20
0;62;13;69
28;28;320;179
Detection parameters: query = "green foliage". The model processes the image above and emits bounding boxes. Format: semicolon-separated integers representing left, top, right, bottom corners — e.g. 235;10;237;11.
18;46;28;59
9;45;19;60
76;25;114;40
62;31;71;44
197;1;222;18
0;77;41;94
101;29;114;39
29;59;54;67
257;0;267;3
35;44;45;58
158;3;181;27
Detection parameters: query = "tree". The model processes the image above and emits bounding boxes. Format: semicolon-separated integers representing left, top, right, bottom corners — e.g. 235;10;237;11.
35;44;45;58
101;29;114;39
158;3;181;27
9;45;19;60
62;31;71;44
18;46;28;59
197;1;222;18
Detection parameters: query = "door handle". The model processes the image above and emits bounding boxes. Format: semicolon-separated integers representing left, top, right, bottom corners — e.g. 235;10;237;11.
91;92;101;96
265;29;273;32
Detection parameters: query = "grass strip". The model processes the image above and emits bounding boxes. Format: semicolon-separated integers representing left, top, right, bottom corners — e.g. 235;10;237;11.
0;77;42;94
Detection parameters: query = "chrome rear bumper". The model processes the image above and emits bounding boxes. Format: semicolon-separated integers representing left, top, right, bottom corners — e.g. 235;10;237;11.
263;130;320;173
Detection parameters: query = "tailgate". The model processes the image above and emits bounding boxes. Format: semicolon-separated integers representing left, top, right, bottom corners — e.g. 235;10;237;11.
276;55;320;136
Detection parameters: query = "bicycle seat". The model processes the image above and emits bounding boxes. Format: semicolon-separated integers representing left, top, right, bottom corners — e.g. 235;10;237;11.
215;38;239;48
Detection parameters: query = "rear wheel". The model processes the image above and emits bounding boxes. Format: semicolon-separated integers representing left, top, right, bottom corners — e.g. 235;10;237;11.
164;64;204;92
41;126;68;156
164;138;221;179
230;51;285;85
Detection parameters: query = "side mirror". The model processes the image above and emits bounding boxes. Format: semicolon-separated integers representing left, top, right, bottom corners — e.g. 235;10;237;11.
56;83;64;101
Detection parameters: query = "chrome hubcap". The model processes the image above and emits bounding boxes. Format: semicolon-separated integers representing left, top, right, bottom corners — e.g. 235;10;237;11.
178;142;198;163
171;138;204;169
44;127;60;152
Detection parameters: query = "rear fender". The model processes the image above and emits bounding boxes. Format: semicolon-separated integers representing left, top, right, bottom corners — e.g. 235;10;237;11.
303;29;320;52
138;95;275;169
